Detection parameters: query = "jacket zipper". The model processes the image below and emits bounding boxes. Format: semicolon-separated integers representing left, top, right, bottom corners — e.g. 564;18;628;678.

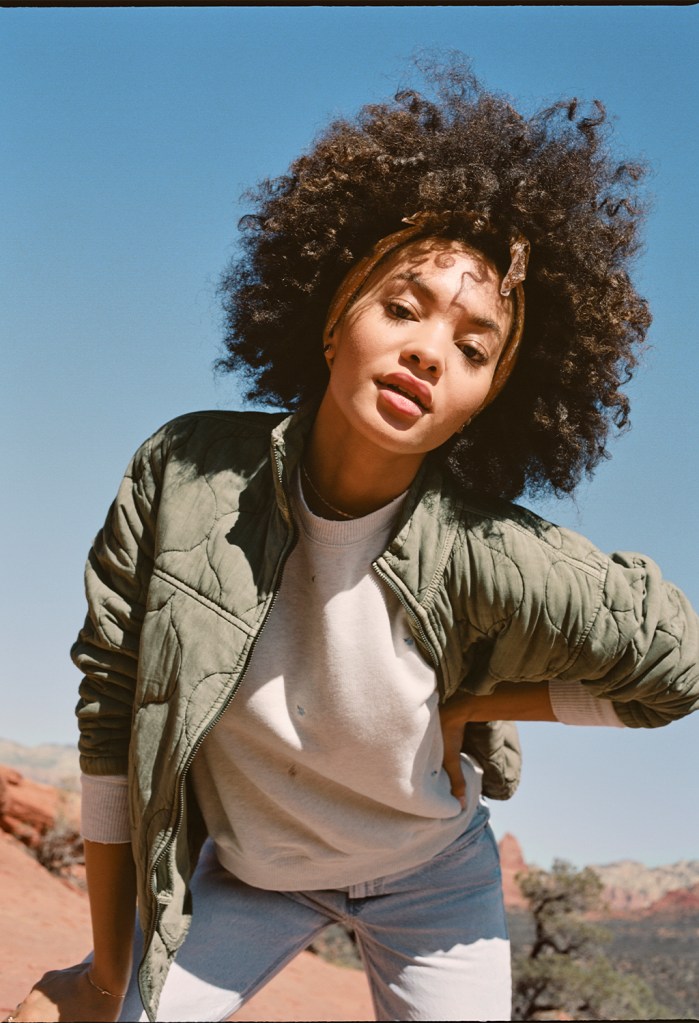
371;560;446;700
140;448;297;1019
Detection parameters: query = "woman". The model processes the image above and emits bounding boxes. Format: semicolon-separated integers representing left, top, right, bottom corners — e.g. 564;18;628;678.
8;60;699;1023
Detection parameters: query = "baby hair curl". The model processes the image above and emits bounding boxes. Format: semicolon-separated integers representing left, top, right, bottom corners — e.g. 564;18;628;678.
217;56;651;501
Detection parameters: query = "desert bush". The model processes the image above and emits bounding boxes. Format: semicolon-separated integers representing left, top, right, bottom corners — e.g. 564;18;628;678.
34;814;85;885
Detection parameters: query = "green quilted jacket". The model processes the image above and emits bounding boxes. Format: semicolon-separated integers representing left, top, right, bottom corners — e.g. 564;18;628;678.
72;404;699;1020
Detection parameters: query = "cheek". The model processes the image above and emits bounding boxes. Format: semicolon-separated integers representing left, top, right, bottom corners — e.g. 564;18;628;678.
450;363;494;405
330;316;381;378
326;335;371;408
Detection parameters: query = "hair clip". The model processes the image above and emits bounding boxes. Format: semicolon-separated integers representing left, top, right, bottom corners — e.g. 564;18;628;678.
501;235;531;296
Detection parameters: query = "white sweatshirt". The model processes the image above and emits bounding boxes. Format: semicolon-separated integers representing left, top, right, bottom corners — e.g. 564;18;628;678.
81;473;623;880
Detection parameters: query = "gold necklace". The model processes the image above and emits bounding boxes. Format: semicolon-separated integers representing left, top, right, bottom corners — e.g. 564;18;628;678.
300;462;355;519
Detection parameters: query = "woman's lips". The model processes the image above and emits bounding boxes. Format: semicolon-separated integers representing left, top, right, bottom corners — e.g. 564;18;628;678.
377;384;425;418
376;374;432;417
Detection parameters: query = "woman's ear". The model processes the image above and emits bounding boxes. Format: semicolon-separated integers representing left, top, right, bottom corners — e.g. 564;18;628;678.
323;342;335;369
456;413;477;434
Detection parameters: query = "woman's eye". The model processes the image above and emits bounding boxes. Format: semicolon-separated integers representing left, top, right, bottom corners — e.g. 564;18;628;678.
459;343;487;364
386;301;415;321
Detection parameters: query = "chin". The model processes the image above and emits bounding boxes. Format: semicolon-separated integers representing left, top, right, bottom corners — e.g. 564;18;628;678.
363;415;446;457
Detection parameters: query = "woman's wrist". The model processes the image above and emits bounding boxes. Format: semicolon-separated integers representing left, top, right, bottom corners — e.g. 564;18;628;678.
87;954;131;1001
442;682;556;724
83;840;136;1001
85;968;127;1000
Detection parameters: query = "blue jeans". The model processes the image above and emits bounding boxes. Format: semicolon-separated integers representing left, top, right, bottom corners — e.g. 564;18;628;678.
119;803;511;1022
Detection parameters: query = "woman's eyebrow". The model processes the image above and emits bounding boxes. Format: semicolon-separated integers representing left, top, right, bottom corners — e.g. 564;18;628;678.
391;271;503;340
392;271;436;300
469;315;503;341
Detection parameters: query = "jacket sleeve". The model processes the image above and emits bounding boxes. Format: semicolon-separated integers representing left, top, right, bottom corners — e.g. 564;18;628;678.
72;433;162;775
564;551;699;727
471;521;699;728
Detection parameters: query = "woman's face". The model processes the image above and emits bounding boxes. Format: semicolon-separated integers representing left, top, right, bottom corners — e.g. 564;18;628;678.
321;238;514;462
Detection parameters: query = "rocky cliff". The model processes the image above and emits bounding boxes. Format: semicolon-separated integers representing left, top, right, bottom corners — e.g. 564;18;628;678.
498;831;530;909
590;857;699;913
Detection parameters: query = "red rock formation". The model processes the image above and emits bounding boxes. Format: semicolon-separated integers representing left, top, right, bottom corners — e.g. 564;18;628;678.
593;857;699;914
0;831;92;1019
0;764;79;849
642;881;699;917
498;832;529;909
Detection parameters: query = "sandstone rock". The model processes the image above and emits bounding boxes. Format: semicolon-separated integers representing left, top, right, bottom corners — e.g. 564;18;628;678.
0;764;80;850
592;857;699;912
642;881;699;917
0;832;91;1019
498;832;529;909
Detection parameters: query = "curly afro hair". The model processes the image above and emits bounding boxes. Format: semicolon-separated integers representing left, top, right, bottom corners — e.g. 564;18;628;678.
217;56;651;501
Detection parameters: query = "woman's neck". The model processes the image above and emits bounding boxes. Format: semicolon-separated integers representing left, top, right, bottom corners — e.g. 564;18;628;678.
302;403;425;520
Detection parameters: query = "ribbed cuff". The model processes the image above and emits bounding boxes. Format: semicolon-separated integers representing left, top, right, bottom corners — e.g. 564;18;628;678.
80;773;131;843
549;680;625;727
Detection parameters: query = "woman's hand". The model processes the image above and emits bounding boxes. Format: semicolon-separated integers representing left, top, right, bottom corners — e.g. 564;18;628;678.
439;682;557;806
4;963;125;1023
439;691;475;808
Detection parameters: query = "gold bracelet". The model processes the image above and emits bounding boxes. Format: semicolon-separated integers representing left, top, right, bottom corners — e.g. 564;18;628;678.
86;968;126;999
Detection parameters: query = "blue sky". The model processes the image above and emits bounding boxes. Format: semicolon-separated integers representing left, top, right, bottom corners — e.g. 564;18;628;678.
2;6;697;869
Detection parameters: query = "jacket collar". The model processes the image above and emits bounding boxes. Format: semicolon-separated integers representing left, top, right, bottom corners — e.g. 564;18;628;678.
269;402;463;597
269;402;318;524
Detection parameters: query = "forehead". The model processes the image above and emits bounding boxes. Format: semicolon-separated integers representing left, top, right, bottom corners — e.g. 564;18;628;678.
371;237;515;347
376;237;503;292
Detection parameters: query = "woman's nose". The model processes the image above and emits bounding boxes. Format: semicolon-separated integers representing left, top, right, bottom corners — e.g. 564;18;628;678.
402;337;445;377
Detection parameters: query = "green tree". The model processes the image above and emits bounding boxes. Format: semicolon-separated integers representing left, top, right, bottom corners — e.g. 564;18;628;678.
512;859;668;1020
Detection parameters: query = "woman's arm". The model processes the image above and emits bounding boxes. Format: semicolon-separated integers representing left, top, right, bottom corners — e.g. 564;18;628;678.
440;683;556;806
73;432;162;778
85;840;137;997
7;842;136;1023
